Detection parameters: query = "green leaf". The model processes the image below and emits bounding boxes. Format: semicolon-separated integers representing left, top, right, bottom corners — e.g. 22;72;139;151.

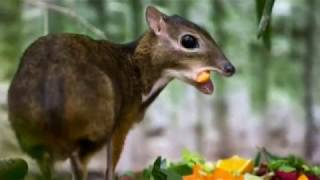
268;160;286;170
0;158;28;180
262;148;280;162
311;166;320;176
181;149;204;166
167;163;192;176
202;162;215;173
265;151;308;173
151;157;183;180
152;157;182;180
255;0;275;50
161;169;182;180
254;151;261;166
277;165;296;172
141;168;153;180
152;157;167;180
257;0;275;39
244;173;264;180
286;155;305;168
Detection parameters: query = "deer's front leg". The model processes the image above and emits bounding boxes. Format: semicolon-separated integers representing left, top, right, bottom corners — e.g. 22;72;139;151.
106;140;113;180
105;122;133;180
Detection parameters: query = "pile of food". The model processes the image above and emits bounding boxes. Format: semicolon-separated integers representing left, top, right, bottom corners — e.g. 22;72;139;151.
121;148;320;180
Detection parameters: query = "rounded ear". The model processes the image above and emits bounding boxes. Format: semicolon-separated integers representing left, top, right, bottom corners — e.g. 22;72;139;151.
145;6;167;35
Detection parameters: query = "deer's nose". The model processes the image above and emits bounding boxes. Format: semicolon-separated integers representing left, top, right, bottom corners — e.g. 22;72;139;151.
223;63;235;76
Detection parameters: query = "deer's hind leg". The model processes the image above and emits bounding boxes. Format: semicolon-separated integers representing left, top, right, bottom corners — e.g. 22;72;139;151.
70;140;106;180
70;151;87;180
36;152;54;180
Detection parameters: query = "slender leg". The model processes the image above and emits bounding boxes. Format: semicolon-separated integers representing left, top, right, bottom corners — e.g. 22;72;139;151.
71;141;107;180
104;125;132;180
106;120;133;180
106;140;113;180
70;152;87;180
37;153;53;180
111;125;131;170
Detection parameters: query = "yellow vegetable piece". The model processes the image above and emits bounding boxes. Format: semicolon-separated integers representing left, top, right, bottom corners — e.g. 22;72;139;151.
298;174;308;180
196;71;210;83
215;155;254;174
183;163;245;180
208;168;243;180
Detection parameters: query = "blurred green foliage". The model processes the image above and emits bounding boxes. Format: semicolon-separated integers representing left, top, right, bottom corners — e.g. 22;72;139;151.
0;158;28;180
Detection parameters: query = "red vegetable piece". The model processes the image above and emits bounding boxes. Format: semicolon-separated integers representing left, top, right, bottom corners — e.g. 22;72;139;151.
307;174;320;180
273;171;299;180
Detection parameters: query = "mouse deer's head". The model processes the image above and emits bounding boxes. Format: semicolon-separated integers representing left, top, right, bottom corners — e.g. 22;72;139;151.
145;6;235;94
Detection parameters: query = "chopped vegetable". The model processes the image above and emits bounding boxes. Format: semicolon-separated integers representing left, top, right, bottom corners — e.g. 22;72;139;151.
298;174;308;180
119;149;320;180
209;168;243;180
215;155;253;174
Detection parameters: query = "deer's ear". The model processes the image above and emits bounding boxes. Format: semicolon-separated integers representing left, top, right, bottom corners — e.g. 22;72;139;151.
145;6;167;35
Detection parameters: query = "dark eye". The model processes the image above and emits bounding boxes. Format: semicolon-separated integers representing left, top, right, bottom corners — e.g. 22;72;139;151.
181;34;199;49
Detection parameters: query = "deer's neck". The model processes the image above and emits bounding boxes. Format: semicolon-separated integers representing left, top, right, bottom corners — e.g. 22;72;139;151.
128;32;172;106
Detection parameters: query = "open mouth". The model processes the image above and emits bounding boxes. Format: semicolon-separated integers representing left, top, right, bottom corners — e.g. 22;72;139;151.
194;70;214;94
190;64;235;95
167;64;234;95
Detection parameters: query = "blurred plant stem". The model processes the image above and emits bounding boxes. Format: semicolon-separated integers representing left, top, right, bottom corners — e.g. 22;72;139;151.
249;42;271;146
211;0;232;158
195;93;204;154
257;0;275;40
129;0;143;38
26;0;106;38
256;0;273;50
303;0;317;160
0;0;22;80
251;0;273;147
48;0;64;33
249;42;270;114
87;0;109;37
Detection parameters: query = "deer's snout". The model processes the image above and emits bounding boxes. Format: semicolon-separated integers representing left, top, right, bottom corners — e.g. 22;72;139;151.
222;63;235;77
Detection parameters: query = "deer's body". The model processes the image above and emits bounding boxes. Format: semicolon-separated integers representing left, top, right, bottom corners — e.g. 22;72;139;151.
8;7;235;180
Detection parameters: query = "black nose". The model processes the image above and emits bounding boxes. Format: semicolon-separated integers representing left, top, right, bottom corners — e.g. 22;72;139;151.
223;63;235;76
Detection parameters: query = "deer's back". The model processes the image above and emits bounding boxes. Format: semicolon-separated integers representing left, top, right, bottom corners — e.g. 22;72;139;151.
8;34;118;160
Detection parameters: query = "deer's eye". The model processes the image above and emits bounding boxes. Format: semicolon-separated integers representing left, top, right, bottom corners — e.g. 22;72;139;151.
181;34;199;49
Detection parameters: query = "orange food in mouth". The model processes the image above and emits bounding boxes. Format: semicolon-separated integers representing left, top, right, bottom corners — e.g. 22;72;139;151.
196;71;211;83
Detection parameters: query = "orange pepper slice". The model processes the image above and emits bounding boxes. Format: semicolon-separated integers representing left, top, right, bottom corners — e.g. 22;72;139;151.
183;164;207;180
207;168;237;180
215;155;253;174
183;155;253;180
298;174;308;180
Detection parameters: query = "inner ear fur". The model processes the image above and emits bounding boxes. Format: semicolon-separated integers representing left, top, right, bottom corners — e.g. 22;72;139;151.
145;6;168;35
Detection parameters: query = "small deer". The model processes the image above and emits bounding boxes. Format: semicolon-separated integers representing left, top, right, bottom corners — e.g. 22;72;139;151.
8;6;235;180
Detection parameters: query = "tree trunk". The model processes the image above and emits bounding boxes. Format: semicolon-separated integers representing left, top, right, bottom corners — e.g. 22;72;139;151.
211;0;232;158
303;0;317;160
